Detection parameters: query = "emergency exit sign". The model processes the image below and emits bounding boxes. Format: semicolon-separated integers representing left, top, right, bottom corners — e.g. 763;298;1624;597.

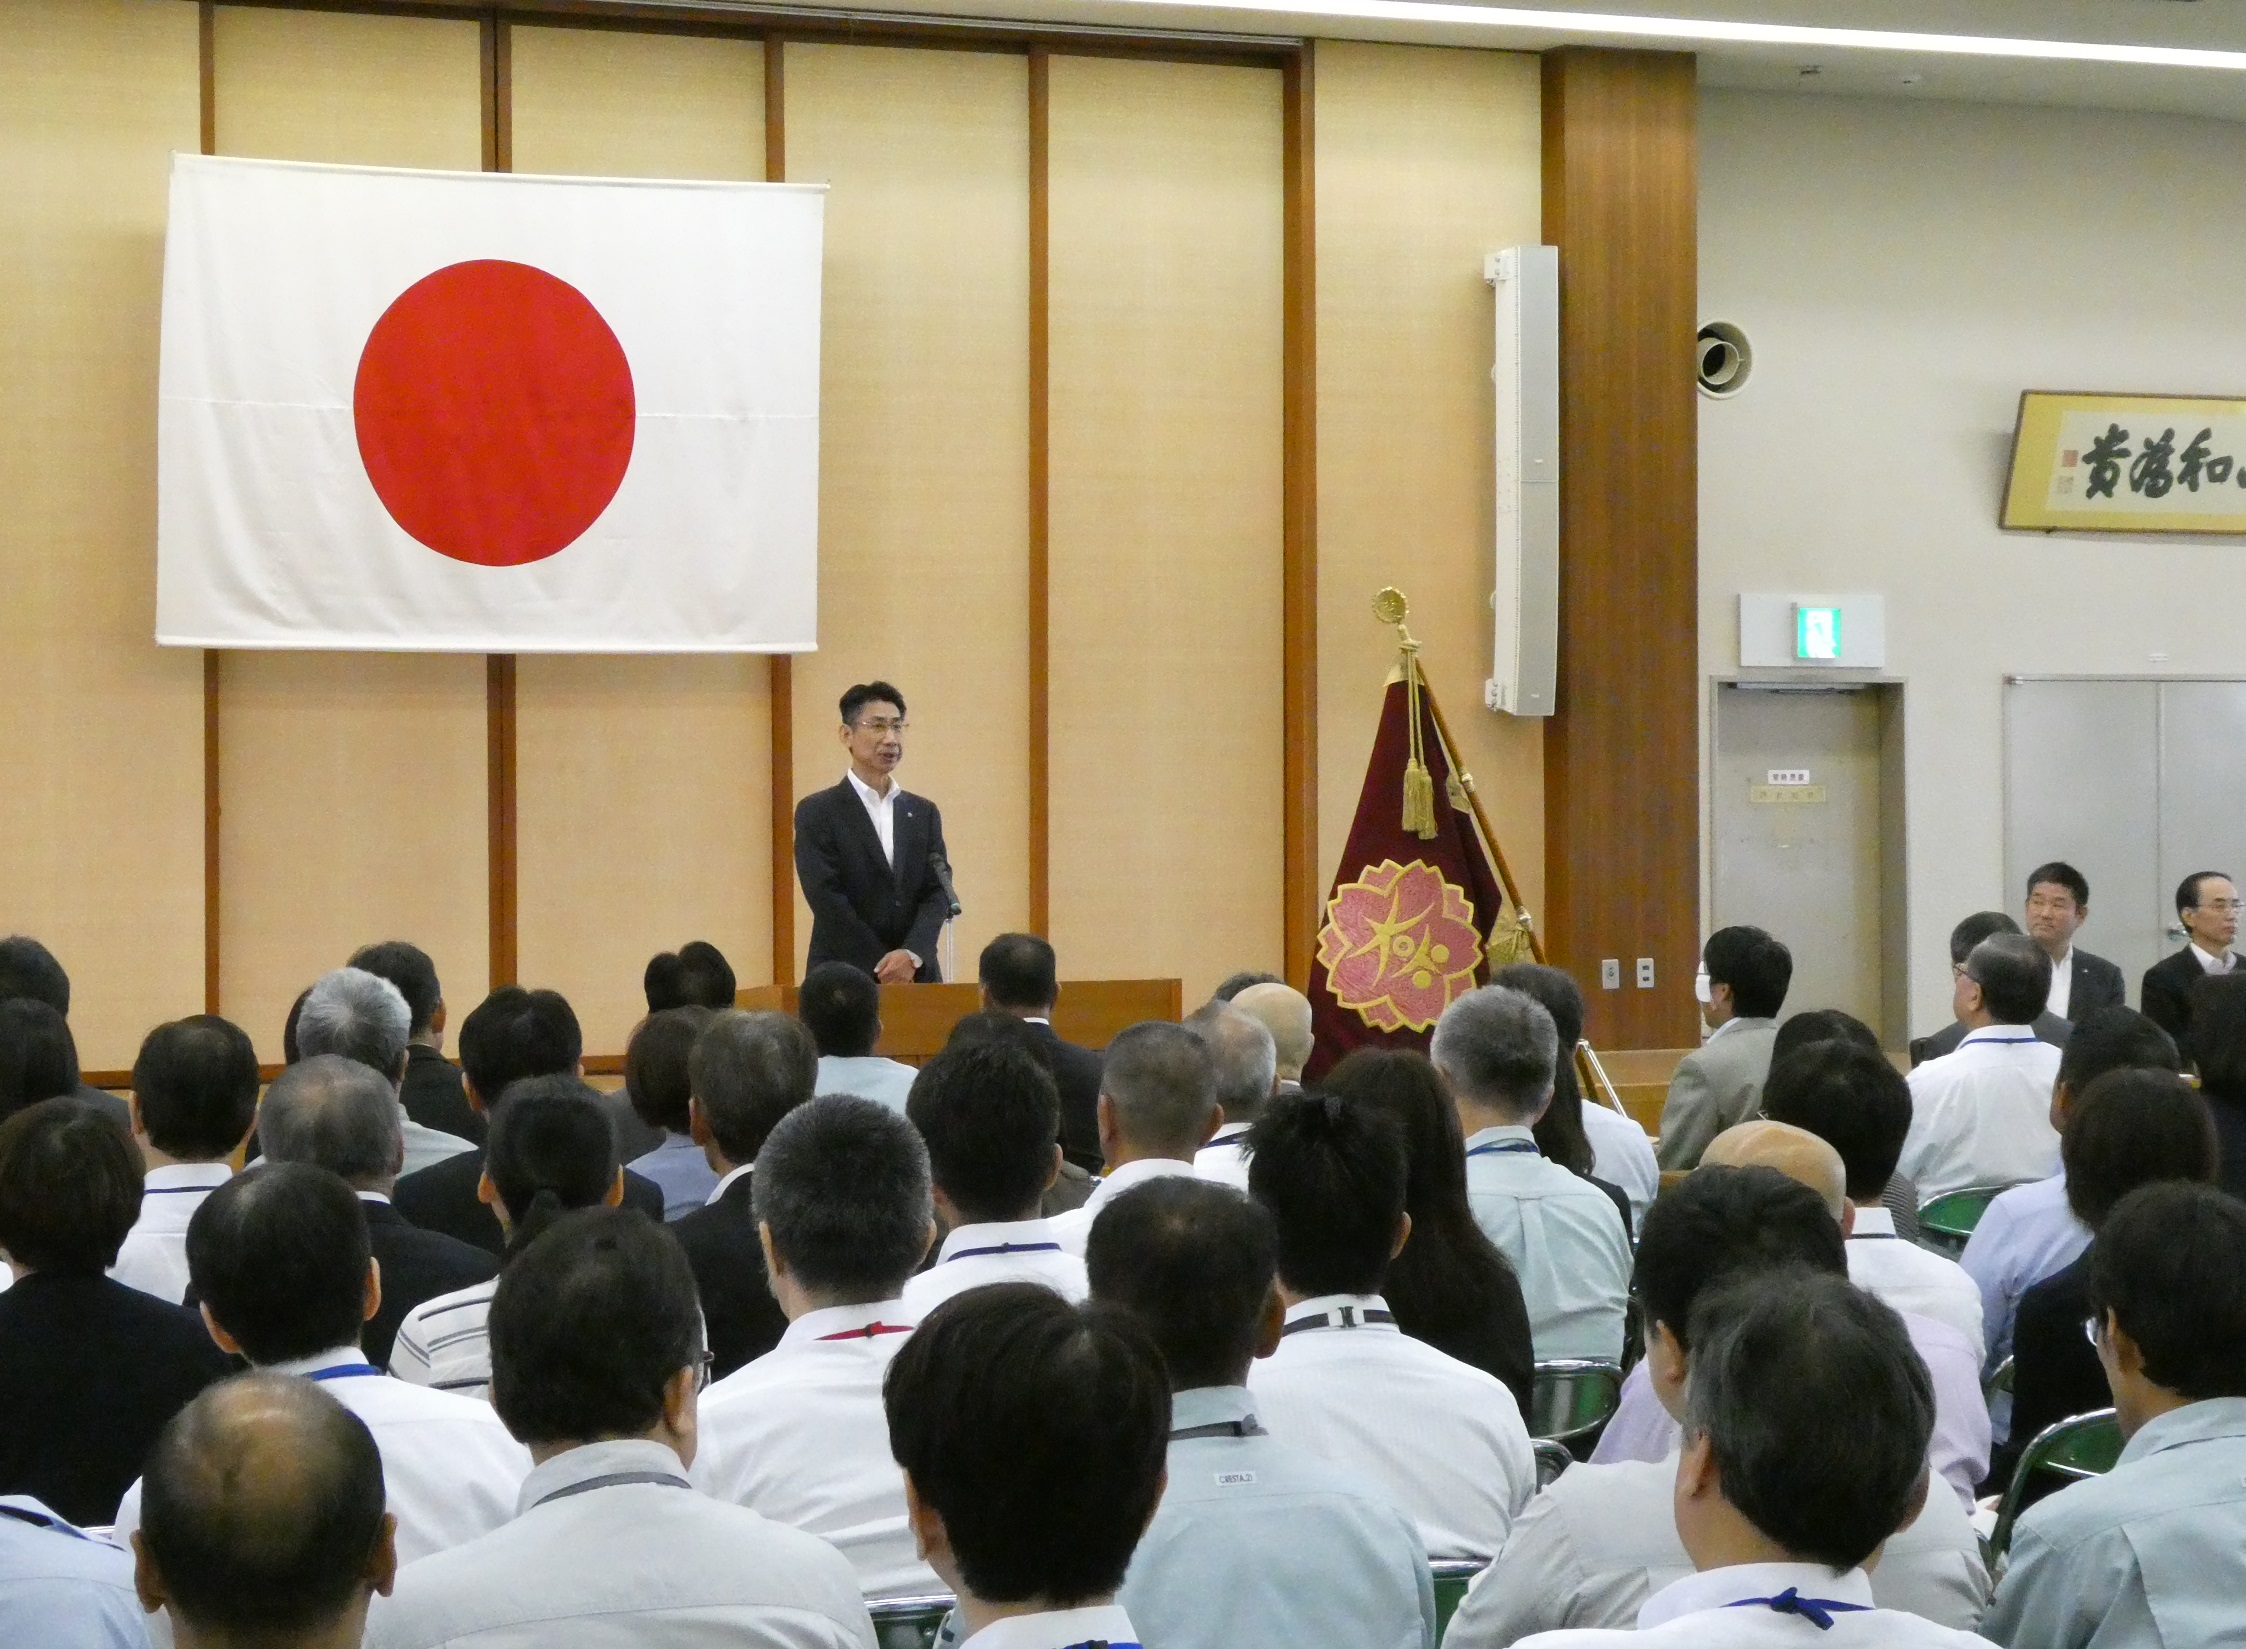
1795;605;1842;661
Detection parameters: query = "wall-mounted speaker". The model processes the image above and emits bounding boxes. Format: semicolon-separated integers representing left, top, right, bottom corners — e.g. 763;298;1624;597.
1697;321;1752;397
1484;246;1559;719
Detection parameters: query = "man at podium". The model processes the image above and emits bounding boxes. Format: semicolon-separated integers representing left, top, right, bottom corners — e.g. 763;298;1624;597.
794;681;955;984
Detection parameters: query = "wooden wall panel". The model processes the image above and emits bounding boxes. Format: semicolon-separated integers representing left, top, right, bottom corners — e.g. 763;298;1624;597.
0;0;203;1071
1541;47;1698;1047
508;25;772;1055
784;44;1032;985
1047;56;1286;1004
210;6;489;1061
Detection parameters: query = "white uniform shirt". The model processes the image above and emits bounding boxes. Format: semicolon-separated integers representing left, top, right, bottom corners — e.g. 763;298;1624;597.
1444;1453;1989;1647
815;1054;921;1115
694;1300;935;1598
1460;1126;1633;1362
1513;1561;1994;1647
1195;1124;1252;1190
1050;1158;1200;1256
1248;1293;1536;1559
1899;1027;2062;1201
390;1277;499;1398
960;1605;1140;1649
847;769;899;868
1958;1172;2088;1373
1845;1207;1986;1363
901;1218;1088;1317
365;1438;877;1649
108;1162;233;1304
1580;1104;1659;1235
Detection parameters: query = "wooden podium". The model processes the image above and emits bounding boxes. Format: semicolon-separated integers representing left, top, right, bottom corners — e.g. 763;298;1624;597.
735;979;1183;1064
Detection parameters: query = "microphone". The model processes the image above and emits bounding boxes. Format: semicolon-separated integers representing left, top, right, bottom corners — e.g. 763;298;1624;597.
930;847;963;918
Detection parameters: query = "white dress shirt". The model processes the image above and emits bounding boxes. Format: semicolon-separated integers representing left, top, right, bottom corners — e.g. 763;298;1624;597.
959;1605;1139;1649
693;1300;935;1598
1248;1293;1536;1559
816;1054;921;1115
1512;1561;1994;1647
1195;1123;1252;1191
1444;1452;1988;1647
2044;947;2074;1020
1899;1026;2063;1201
707;1161;754;1205
1844;1206;1986;1363
1958;1172;2088;1374
1580;1104;1659;1235
390;1277;499;1398
365;1437;877;1649
1050;1158;1201;1256
900;1218;1088;1317
108;1162;233;1304
1461;1126;1633;1361
847;768;899;868
2193;941;2238;974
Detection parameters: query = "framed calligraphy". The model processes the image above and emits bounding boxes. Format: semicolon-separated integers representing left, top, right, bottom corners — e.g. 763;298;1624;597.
2003;391;2246;534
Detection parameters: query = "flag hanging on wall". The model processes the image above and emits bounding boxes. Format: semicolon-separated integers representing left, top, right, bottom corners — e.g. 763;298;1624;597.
156;153;824;652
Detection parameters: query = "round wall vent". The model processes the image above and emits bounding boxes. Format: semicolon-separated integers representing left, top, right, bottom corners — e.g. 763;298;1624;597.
1696;321;1752;398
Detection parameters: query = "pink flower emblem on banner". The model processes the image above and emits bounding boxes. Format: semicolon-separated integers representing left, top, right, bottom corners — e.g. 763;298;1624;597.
1316;858;1482;1033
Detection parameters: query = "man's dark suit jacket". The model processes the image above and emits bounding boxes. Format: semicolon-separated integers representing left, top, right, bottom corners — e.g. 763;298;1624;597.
401;1043;483;1145
1909;1010;2070;1069
1994;1253;2104;1494
793;780;950;983
2056;948;2128;1022
361;1199;498;1367
2142;947;2233;1043
670;1170;786;1379
0;1272;231;1525
392;1147;666;1258
1023;1020;1105;1172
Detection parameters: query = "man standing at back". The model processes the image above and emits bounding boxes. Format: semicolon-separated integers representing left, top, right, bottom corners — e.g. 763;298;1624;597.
1901;933;2064;1200
978;932;1104;1170
1051;1022;1220;1255
2022;864;2124;1026
2142;870;2242;1041
1657;927;1791;1170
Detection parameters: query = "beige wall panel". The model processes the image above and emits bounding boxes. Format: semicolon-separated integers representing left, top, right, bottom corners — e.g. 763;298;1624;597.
786;44;1031;982
1313;44;1546;932
0;0;203;1071
1048;57;1285;1003
211;7;489;1058
510;28;769;1053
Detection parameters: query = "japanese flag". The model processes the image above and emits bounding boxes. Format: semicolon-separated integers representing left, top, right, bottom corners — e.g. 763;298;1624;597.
156;153;824;652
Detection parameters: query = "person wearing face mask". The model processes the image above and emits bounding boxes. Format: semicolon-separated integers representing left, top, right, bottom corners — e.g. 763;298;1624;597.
1656;929;1792;1172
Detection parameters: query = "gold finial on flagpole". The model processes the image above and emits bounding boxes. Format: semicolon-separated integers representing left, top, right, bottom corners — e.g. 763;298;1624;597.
1374;588;1439;839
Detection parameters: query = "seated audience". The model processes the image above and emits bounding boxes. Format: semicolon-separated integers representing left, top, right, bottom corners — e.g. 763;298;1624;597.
133;1376;397;1649
1508;1271;1991;1648
113;1014;259;1303
1229;980;1313;1097
1449;1167;1988;1646
1768;1009;1926;1239
618;1005;718;1219
801;961;918;1113
1983;1183;2246;1649
978;933;1104;1171
1090;1176;1438;1649
2185;972;2246;1200
1323;1048;1535;1412
114;1164;531;1566
1912;911;2071;1067
1657;925;1790;1171
296;969;476;1179
2140;871;2239;1044
1431;985;1631;1361
1185;1001;1275;1190
0;1099;229;1525
696;1096;937;1596
1495;963;1658;1231
390;1077;624;1397
901;1040;1086;1316
1901;933;2064;1199
0;1487;149;1647
369;1208;873;1649
1999;1069;2217;1486
1246;1089;1535;1558
885;1285;1169;1649
350;940;480;1146
939;1011;1094;1216
0;999;82;1126
257;1056;497;1368
642;939;738;1012
1052;1022;1219;1254
672;1009;819;1377
0;935;131;1130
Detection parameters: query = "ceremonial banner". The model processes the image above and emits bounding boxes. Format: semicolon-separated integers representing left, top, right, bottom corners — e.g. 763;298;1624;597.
2002;391;2246;535
156;153;825;652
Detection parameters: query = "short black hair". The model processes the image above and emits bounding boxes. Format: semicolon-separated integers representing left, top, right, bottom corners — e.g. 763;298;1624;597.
188;1164;370;1364
979;934;1059;1013
282;989;309;1065
907;1041;1060;1224
488;1206;701;1446
2089;1182;2246;1400
2062;1068;2216;1230
1684;1270;1933;1571
458;986;581;1105
885;1285;1168;1606
1634;1165;1847;1352
1949;910;2022;966
2026;862;2090;909
1760;1041;1912;1202
0;999;79;1122
485;1076;619;1256
1211;971;1283;1003
140;1375;387;1638
1100;1022;1219;1157
1247;1089;1407;1298
643;941;737;1013
1768;1008;1880;1067
753;1095;932;1301
839;681;906;726
689;1010;817;1166
2058;1005;2179;1099
1702;926;1792;1019
1964;932;2052;1025
133;1015;261;1160
346;941;442;1037
2187;975;2246;1099
624;1006;713;1133
0;936;70;1015
2179;871;2234;917
0;1097;143;1272
1088;1177;1277;1391
1490;963;1585;1046
800;962;882;1059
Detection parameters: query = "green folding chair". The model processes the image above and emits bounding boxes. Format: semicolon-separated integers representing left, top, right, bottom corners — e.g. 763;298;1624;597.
1988;1408;2123;1561
869;1594;956;1649
1533;1438;1574;1489
1918;1183;2025;1257
1531;1360;1624;1457
1431;1558;1487;1643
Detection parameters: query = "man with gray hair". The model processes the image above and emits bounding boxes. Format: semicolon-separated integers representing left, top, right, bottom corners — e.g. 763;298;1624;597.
258;1056;496;1368
294;970;474;1179
1901;932;2065;1200
1185;1003;1276;1191
1432;985;1631;1361
1052;1022;1220;1256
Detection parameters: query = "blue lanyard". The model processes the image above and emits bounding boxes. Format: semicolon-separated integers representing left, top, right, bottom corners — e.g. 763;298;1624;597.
1466;1141;1540;1157
305;1364;383;1382
1725;1589;1870;1630
947;1241;1061;1262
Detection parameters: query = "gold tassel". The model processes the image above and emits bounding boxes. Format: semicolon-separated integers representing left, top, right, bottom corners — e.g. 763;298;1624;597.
1402;759;1437;837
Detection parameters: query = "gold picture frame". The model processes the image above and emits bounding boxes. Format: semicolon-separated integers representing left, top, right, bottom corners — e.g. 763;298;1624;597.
2002;391;2246;534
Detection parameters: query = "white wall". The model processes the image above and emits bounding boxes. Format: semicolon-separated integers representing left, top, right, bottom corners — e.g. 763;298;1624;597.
1700;89;2246;1037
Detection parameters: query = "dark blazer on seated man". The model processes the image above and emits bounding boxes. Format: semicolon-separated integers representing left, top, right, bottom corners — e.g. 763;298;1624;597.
794;778;951;984
393;1146;665;1257
1909;1008;2072;1068
359;1198;498;1367
669;1167;787;1379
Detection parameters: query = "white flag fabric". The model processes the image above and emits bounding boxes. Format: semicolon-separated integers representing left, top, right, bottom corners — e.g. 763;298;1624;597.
157;154;824;653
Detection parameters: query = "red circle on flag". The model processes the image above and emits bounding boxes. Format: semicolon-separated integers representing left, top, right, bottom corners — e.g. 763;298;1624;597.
352;259;635;568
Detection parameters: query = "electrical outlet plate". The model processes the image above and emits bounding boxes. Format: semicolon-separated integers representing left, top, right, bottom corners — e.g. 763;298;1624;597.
1600;958;1621;990
1636;957;1656;989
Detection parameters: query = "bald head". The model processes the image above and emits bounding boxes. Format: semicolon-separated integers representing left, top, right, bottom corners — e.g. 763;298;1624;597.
1185;1003;1277;1127
258;1055;406;1190
136;1374;394;1645
1231;983;1313;1082
1702;1120;1848;1221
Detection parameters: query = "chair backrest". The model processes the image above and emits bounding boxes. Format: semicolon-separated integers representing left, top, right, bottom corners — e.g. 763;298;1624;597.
1431;1558;1487;1643
1532;1437;1574;1489
869;1595;955;1649
1531;1359;1625;1452
1917;1182;2027;1256
1988;1408;2123;1559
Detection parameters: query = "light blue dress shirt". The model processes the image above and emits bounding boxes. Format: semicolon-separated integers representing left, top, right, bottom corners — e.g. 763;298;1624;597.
1461;1125;1632;1362
626;1132;721;1221
815;1055;920;1115
1958;1172;2088;1373
0;1496;149;1649
1119;1386;1436;1649
1983;1396;2246;1649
